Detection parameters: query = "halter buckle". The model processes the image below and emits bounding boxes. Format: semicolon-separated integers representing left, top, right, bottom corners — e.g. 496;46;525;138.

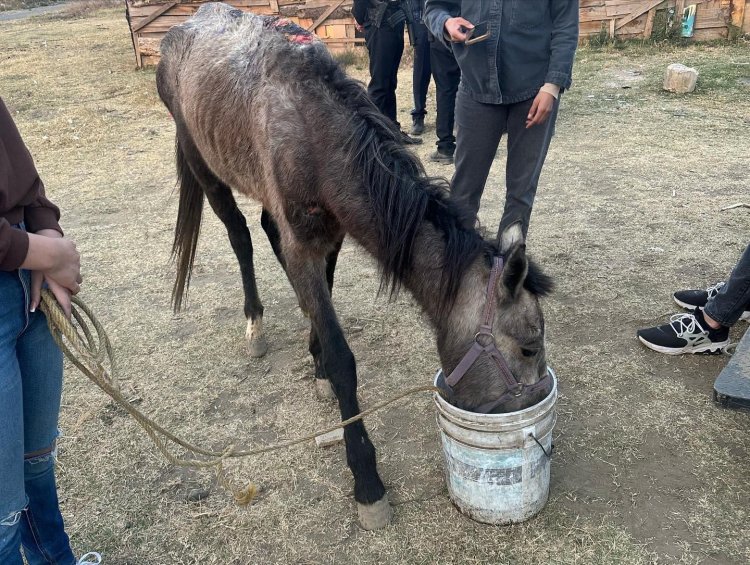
474;331;495;347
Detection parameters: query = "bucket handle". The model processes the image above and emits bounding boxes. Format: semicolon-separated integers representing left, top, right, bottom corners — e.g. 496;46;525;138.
529;433;554;459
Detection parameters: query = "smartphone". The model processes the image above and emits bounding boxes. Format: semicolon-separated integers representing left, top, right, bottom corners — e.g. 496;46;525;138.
464;21;490;45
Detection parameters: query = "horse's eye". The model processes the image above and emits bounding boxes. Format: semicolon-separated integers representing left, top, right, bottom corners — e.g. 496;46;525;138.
521;348;538;357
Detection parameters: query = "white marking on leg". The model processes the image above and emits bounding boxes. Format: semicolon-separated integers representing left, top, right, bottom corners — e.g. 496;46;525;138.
245;317;263;342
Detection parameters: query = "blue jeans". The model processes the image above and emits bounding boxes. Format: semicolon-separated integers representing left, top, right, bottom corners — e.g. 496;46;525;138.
0;268;76;565
704;243;750;327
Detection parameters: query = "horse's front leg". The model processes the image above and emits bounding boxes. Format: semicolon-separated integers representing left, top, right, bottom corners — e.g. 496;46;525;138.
309;237;343;400
284;253;391;529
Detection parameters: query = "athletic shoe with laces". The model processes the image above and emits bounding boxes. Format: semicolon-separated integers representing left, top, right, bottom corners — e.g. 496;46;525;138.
673;281;750;321
77;552;102;565
637;309;729;355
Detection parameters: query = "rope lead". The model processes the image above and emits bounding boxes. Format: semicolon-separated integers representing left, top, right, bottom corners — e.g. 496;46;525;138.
39;289;442;504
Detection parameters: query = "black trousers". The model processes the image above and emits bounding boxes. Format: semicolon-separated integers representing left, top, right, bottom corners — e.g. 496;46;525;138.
411;23;431;118
364;21;404;127
451;90;559;239
430;40;460;154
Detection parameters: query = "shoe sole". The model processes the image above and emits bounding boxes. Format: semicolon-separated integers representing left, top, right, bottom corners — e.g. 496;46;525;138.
638;335;729;355
673;297;750;322
673;296;701;310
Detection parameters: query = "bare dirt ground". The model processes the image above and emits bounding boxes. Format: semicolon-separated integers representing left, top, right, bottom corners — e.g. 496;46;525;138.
2;9;749;565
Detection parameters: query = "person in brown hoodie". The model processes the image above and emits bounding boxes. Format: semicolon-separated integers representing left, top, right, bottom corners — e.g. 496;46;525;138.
0;97;101;565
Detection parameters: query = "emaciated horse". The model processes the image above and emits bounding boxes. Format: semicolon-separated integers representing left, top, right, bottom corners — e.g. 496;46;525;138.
156;3;553;529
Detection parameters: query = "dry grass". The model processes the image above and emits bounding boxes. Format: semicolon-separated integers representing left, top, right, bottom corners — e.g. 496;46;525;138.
1;9;749;564
0;0;59;12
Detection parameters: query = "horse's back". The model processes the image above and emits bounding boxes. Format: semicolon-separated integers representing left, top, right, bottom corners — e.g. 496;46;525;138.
158;3;334;203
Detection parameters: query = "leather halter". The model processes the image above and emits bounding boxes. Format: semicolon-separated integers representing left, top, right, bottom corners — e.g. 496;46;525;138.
440;256;551;414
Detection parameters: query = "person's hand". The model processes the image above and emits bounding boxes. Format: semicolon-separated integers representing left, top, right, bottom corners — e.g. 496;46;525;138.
31;271;73;319
27;229;81;318
444;17;474;43
526;90;556;129
354;22;364;33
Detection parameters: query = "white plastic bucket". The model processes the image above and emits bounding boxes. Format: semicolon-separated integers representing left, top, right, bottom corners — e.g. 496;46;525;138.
433;367;557;525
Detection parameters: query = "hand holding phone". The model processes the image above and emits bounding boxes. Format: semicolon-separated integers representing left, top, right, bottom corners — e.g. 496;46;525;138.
444;17;474;42
464;21;490;45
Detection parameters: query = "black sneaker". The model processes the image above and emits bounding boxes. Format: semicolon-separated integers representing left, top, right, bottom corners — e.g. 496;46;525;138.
429;149;454;164
674;281;750;321
400;131;423;145
637;309;729;355
410;115;425;136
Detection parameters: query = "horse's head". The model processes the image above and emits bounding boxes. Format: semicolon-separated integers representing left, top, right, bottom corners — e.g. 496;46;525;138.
437;223;553;414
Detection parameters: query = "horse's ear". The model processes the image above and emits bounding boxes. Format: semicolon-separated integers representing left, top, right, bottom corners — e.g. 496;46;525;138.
499;222;524;255
499;223;527;298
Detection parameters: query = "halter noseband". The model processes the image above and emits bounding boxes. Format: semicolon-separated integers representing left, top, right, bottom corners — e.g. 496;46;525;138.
440;256;551;414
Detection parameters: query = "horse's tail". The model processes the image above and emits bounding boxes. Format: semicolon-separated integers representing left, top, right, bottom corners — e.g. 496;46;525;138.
171;137;205;312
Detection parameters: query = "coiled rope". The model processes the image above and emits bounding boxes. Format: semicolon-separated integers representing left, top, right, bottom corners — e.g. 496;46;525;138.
39;289;442;504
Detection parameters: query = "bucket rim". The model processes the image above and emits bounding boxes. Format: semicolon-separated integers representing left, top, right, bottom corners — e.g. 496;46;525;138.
433;366;558;421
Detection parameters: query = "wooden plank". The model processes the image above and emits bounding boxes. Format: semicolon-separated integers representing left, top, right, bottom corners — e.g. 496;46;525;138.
643;7;657;36
616;0;665;29
132;1;177;32
729;0;744;27
307;0;345;31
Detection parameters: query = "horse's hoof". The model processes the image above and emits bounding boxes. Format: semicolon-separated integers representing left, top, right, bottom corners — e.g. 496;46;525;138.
357;495;392;530
315;378;336;400
247;336;268;358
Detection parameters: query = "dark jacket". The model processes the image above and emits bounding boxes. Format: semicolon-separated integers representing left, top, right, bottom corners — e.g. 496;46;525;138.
353;0;407;27
0;97;62;271
424;0;579;104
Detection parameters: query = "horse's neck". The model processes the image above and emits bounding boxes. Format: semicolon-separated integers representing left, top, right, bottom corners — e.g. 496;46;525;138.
398;223;484;328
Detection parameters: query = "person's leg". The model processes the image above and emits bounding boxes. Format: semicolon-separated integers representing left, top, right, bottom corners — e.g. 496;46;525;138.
365;23;404;125
0;271;30;565
499;95;559;240
430;40;460;157
704;243;750;327
15;270;75;565
450;89;506;228
410;23;431;133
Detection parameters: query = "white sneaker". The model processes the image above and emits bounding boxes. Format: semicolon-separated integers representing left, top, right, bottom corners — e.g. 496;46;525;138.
77;552;102;565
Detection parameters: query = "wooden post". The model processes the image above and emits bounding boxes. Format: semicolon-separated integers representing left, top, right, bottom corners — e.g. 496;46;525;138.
643;7;657;38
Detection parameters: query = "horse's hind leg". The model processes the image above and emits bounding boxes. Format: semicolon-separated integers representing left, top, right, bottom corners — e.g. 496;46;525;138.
204;184;268;357
281;250;391;529
178;134;267;356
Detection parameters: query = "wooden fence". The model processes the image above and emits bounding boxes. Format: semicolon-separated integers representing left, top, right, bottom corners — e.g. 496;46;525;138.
125;0;362;68
125;0;750;68
580;0;749;41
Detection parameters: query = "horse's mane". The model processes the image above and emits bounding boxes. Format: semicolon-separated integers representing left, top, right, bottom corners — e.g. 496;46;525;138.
301;49;490;318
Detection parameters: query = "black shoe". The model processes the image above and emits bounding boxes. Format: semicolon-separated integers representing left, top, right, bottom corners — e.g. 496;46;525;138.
637;309;729;355
410;115;425;136
429;149;454;164
400;131;423;145
674;281;750;321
